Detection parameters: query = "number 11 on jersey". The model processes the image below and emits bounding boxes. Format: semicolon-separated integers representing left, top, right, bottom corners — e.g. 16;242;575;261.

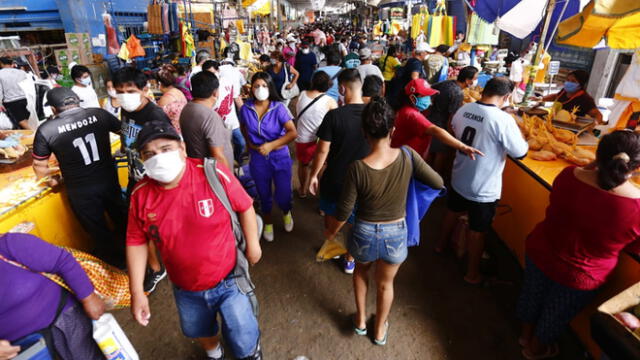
72;133;100;165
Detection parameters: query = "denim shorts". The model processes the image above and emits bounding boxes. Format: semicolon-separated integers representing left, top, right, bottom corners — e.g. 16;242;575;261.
348;219;408;264
172;276;260;358
319;195;356;224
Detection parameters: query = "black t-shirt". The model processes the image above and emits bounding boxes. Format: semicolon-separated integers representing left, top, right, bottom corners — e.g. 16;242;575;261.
556;90;597;117
120;101;171;182
403;58;426;83
33;107;120;188
429;80;464;128
316;104;370;201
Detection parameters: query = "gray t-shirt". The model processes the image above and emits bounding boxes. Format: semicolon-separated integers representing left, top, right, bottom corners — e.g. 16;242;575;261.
179;102;233;167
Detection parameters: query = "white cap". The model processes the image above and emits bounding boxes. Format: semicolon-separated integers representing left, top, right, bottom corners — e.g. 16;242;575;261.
415;43;433;53
68;61;78;70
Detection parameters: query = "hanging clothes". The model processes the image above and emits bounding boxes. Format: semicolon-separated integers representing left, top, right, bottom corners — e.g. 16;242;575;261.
181;22;195;58
161;2;170;34
169;2;179;33
467;13;499;46
103;13;119;55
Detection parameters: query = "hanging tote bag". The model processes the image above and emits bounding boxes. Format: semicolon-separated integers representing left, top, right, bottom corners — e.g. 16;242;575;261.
401;147;446;247
147;0;163;35
281;64;300;100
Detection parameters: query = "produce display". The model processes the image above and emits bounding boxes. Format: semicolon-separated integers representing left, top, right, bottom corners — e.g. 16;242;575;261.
515;114;596;166
463;86;482;103
0;175;47;215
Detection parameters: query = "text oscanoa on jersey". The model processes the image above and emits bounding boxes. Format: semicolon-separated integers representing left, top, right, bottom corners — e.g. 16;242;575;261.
462;111;484;123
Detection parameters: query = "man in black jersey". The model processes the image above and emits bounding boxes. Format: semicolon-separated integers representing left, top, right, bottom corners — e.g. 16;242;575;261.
32;87;125;266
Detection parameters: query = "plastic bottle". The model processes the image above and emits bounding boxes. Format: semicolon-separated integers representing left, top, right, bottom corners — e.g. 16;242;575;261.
92;313;139;360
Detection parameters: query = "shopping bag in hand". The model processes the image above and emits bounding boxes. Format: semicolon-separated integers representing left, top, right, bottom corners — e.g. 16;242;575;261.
316;233;347;261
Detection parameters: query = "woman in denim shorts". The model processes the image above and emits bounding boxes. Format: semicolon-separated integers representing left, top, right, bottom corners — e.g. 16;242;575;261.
325;97;444;346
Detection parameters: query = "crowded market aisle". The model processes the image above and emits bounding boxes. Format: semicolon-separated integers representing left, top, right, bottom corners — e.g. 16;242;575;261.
113;196;585;360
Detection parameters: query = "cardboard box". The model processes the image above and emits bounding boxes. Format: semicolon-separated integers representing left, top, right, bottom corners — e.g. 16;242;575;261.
65;33;93;64
54;49;70;68
592;282;640;358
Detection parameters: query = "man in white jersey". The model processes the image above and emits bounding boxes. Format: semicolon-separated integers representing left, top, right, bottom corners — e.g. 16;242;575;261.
437;77;528;284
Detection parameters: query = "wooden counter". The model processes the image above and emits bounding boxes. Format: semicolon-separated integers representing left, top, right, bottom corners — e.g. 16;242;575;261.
493;155;640;358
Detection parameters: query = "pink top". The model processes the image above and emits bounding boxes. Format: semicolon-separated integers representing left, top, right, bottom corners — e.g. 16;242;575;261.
526;166;640;290
283;46;296;67
161;93;187;133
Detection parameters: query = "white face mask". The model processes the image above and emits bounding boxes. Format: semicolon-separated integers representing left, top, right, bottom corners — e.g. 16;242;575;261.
254;86;269;101
107;89;117;98
472;79;478;87
143;150;185;184
117;93;143;112
302;48;310;54
80;77;92;87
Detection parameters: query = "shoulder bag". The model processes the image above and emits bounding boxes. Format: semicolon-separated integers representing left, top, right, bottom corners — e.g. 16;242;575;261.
401;146;446;247
281;64;300;100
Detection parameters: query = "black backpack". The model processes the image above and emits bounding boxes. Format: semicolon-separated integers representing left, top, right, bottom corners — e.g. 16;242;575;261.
386;64;408;110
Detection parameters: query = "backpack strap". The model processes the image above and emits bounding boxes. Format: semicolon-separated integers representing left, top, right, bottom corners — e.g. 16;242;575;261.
203;158;260;315
203;158;242;249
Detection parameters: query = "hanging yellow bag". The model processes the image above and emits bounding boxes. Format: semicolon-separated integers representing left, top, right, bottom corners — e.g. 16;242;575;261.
315;233;347;261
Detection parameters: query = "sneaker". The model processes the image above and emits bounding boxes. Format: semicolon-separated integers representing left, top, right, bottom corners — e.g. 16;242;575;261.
283;212;294;232
343;258;355;274
206;345;224;360
263;224;274;242
143;266;167;293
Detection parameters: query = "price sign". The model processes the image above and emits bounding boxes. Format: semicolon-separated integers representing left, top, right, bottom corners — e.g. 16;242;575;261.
548;61;561;76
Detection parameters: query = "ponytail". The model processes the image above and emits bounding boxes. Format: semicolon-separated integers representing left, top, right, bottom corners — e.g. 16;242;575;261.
596;131;640;190
362;96;395;139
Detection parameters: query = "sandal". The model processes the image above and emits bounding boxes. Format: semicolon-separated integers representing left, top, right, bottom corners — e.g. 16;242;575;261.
522;344;559;360
373;321;389;346
353;319;367;336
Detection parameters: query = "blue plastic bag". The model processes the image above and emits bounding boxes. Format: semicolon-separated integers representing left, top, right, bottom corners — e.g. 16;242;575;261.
402;147;446;247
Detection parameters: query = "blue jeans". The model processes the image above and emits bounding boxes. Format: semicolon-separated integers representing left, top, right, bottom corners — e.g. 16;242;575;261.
172;276;260;358
348;219;408;264
232;127;246;162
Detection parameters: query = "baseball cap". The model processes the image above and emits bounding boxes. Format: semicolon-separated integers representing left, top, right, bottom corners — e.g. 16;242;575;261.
415;42;434;53
359;47;372;60
135;120;181;151
405;79;439;97
44;87;81;108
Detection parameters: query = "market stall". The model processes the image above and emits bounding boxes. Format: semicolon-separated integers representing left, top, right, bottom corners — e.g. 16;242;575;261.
492;125;640;358
0;133;127;250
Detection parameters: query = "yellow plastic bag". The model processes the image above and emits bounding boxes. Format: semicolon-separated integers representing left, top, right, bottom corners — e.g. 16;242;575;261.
315;233;347;261
117;43;130;61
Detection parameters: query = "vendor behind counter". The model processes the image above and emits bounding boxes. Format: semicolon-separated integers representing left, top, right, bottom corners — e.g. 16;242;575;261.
537;70;603;124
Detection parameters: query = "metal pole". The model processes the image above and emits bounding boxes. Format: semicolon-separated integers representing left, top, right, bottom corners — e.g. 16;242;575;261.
522;0;557;104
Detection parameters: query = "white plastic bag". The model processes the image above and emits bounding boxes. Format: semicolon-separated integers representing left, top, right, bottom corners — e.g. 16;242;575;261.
93;313;139;360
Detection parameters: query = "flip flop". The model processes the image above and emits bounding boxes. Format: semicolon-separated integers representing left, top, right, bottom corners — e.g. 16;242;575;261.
373;321;389;346
353;317;367;336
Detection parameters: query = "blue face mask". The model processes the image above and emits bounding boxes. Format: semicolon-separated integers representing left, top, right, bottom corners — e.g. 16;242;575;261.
564;81;580;93
414;96;432;111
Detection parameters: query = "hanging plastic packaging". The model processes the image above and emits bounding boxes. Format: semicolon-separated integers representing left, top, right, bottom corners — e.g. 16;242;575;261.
93;313;139;360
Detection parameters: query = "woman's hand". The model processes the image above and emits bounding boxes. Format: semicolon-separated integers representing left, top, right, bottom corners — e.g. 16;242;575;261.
459;144;485;160
285;83;293;90
309;175;319;196
131;292;151;326
81;292;106;320
258;142;274;156
0;340;19;360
